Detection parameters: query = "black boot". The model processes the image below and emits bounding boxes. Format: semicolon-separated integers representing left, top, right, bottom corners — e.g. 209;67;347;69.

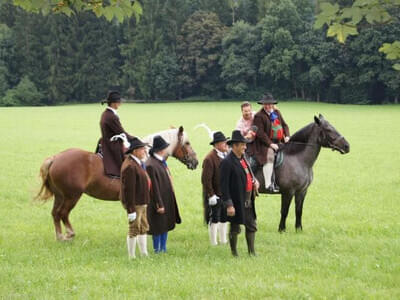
245;231;256;256
229;232;238;257
266;184;280;194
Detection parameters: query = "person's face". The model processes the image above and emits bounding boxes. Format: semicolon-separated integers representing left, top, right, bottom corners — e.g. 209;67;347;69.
242;105;252;120
111;102;121;109
157;148;169;159
263;103;274;112
232;142;246;157
214;141;228;153
133;147;146;160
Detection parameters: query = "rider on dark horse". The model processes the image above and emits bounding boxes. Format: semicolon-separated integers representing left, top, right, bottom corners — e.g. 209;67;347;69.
252;93;290;193
99;91;134;178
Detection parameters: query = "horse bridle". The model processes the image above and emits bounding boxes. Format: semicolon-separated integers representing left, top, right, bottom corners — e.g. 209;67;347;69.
172;133;191;164
319;127;345;152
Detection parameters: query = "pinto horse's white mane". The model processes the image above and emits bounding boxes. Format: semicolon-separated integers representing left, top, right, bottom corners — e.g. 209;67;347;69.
141;128;189;157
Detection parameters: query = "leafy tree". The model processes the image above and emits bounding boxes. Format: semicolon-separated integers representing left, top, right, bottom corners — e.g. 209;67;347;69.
315;0;400;70
219;21;258;97
1;76;43;106
177;11;226;97
12;0;142;23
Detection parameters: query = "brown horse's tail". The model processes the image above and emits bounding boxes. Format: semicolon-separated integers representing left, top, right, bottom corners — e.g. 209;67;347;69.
35;157;55;202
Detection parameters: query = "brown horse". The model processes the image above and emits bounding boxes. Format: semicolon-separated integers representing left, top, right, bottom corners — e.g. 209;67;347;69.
36;126;198;241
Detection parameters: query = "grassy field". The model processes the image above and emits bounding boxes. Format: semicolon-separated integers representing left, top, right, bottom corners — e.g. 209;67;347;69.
0;102;399;299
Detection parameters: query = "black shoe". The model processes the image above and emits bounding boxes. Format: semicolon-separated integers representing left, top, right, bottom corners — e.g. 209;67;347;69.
266;184;280;194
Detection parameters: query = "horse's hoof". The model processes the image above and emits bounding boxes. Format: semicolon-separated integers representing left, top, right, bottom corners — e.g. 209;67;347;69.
278;228;286;233
295;226;303;232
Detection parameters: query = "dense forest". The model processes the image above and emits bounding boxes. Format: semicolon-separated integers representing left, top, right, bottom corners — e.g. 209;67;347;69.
0;0;399;105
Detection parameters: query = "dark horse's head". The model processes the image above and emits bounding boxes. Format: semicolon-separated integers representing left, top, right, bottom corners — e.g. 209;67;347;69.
172;126;199;170
315;114;350;154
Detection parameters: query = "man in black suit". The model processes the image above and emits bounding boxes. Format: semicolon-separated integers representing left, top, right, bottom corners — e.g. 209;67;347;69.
220;130;259;256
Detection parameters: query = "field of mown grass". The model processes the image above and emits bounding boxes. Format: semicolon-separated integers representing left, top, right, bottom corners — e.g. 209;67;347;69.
0;102;399;299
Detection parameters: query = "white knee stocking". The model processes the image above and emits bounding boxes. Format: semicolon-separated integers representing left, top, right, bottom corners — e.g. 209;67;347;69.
263;163;274;188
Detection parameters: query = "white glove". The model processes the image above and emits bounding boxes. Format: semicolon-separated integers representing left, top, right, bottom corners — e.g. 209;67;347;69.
110;133;131;148
128;212;137;222
284;136;290;143
208;195;219;206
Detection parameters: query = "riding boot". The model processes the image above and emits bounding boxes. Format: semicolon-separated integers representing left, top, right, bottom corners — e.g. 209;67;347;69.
209;223;218;246
127;236;137;259
245;231;256;256
229;232;238;257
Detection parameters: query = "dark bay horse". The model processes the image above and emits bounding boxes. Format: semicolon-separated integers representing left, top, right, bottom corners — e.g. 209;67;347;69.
36;126;198;241
255;115;350;232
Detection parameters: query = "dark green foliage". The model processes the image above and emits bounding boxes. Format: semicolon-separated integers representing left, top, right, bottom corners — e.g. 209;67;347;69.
0;0;399;105
1;76;43;106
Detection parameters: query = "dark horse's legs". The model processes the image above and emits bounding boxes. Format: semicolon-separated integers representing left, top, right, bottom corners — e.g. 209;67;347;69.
279;192;294;232
295;189;307;231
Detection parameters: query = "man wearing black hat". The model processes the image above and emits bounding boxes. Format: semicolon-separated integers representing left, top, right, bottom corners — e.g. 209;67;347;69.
100;90;134;177
220;130;258;256
146;135;181;253
201;131;229;246
253;93;290;193
121;137;151;259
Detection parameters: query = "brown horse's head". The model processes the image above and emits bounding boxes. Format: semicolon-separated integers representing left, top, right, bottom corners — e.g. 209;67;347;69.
315;114;350;154
172;126;199;170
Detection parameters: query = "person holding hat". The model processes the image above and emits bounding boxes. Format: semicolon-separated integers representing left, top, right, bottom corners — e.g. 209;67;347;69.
220;130;259;256
100;90;134;177
201;131;229;246
146;135;181;253
121;137;151;259
253;92;290;193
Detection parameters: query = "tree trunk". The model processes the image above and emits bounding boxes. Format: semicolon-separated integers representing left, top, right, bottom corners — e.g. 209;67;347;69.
395;95;398;104
301;88;305;100
317;92;320;102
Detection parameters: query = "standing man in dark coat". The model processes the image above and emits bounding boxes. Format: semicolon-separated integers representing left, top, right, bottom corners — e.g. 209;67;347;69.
121;137;151;259
100;91;134;177
252;93;290;192
220;130;259;256
146;135;181;253
201;131;229;246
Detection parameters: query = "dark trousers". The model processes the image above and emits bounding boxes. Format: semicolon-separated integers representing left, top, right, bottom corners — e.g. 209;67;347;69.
230;192;257;234
209;199;228;224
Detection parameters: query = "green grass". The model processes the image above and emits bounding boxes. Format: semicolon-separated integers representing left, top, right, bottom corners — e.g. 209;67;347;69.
0;102;399;299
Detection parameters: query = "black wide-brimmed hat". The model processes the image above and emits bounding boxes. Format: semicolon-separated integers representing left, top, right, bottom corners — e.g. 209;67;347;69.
257;92;277;105
125;137;150;154
210;131;229;145
101;90;122;105
227;130;250;145
149;135;170;155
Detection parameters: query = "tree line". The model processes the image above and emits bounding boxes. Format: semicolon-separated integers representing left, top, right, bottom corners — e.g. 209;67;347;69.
0;0;399;106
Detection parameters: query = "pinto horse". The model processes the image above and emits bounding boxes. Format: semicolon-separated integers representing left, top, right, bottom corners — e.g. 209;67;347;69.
36;126;198;241
254;115;350;232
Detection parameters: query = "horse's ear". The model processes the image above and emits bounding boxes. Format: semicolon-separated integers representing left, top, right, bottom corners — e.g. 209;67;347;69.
314;115;321;125
319;114;325;120
178;126;184;134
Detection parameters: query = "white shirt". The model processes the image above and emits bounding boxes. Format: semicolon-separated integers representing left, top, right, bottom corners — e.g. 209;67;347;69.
153;153;165;162
215;149;227;159
130;154;143;165
107;106;119;117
